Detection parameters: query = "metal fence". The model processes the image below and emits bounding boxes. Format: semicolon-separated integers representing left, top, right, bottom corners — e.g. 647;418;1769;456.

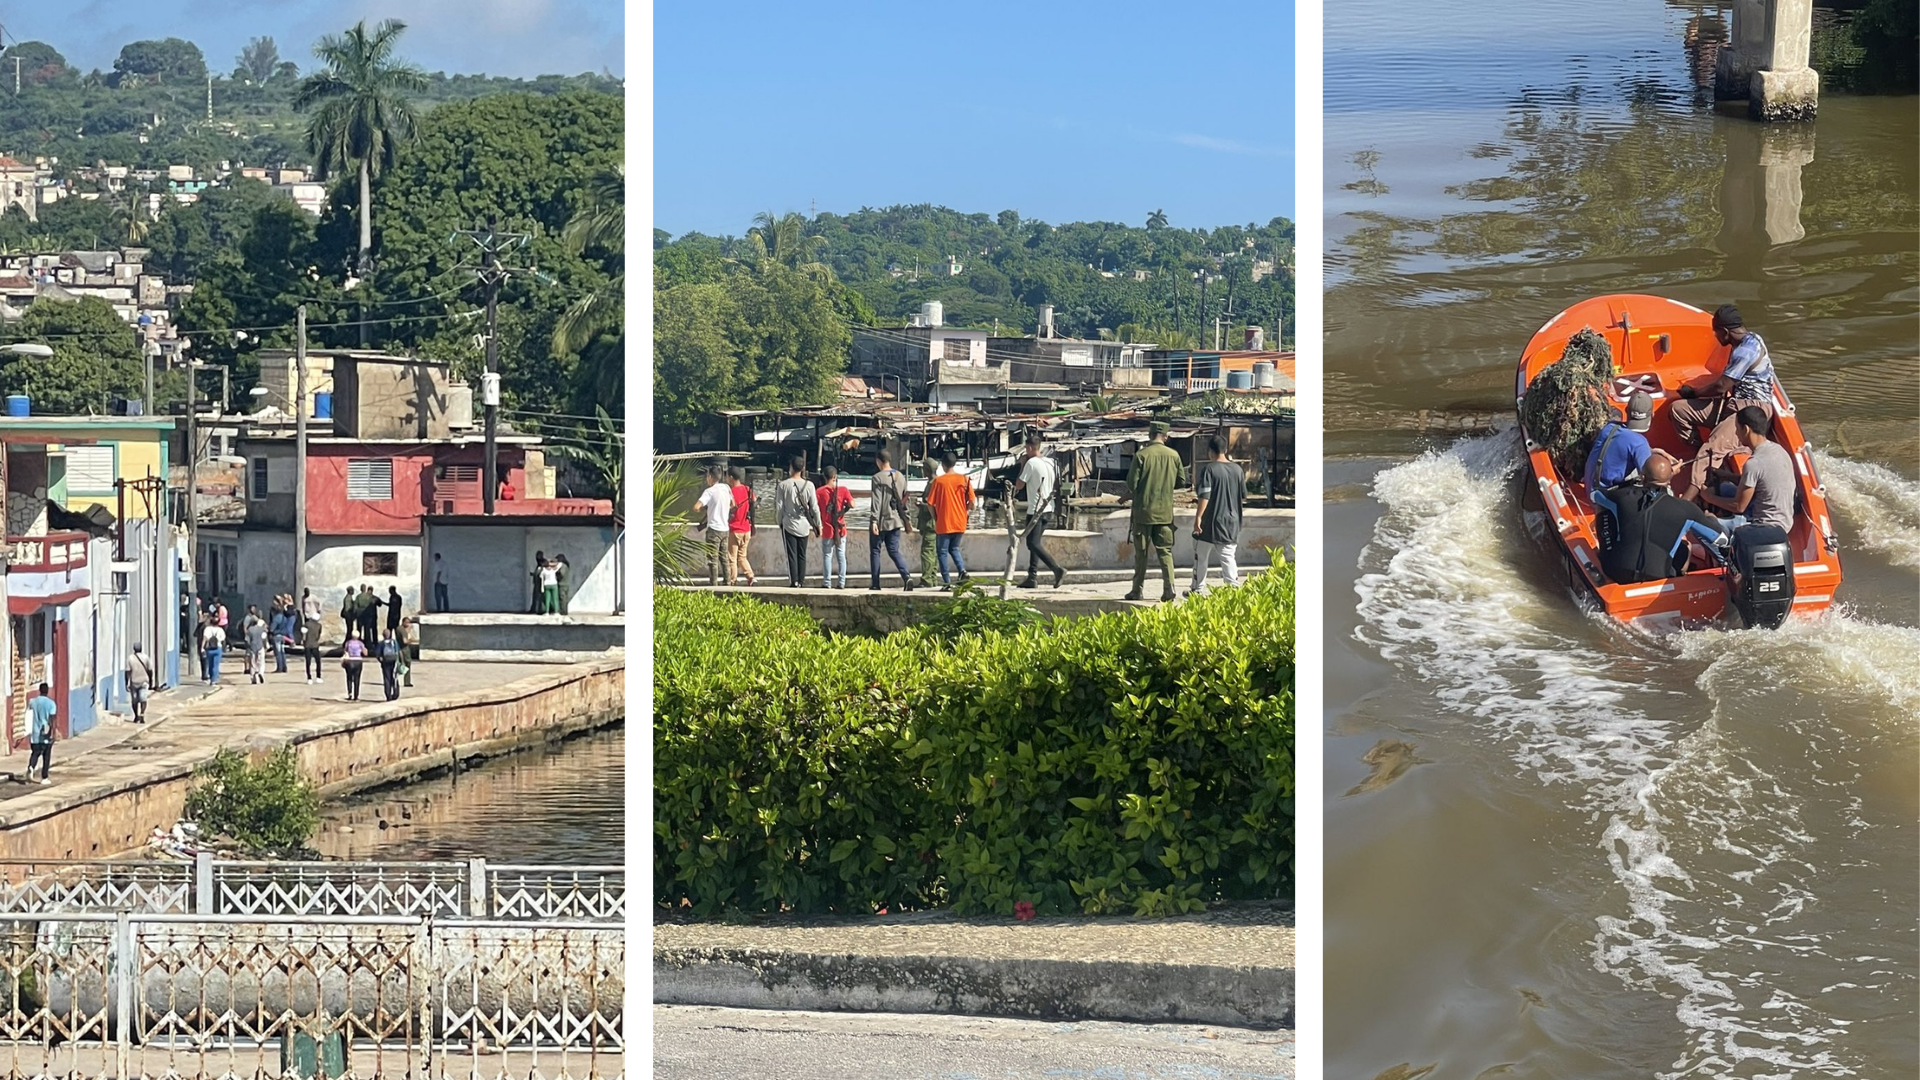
0;857;624;922
0;911;623;1078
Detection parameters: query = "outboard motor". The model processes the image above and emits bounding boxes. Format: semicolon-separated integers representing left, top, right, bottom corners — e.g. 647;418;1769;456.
1728;524;1795;629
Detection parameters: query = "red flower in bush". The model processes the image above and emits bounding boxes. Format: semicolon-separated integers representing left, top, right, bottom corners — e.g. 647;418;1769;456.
1014;901;1036;922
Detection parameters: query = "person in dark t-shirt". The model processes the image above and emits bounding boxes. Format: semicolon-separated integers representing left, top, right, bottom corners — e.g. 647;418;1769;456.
1191;435;1247;593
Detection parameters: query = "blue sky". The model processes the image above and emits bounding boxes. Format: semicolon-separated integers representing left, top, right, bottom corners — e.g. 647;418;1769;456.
656;1;1295;237
8;0;625;81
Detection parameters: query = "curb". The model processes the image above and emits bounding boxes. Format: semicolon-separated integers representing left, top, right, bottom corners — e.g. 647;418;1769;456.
654;946;1295;1029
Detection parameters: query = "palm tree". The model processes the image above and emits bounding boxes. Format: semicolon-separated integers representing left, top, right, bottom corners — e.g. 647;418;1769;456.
653;462;704;584
293;19;427;346
553;166;624;379
1146;208;1169;230
745;211;833;280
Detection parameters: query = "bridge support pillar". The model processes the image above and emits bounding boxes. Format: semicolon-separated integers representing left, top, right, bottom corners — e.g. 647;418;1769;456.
1715;0;1818;121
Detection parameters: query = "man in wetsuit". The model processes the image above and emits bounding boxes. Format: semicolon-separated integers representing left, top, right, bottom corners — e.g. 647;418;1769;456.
1593;455;1728;585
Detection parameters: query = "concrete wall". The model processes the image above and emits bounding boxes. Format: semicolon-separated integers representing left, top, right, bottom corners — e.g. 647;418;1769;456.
0;659;624;862
730;509;1294;578
416;614;625;655
426;523;621;615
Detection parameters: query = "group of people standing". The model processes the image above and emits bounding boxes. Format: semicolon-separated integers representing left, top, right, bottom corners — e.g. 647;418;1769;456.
690;422;1253;600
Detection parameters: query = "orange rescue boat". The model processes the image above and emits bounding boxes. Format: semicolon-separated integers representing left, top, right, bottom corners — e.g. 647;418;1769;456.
1516;294;1842;629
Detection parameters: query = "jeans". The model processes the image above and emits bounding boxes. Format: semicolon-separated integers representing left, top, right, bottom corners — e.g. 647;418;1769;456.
543;585;561;613
206;647;223;684
704;531;728;585
273;637;287;672
870;528;911;587
820;535;847;587
783;531;810;586
306;646;324;680
433;582;450;611
27;741;49;780
381;660;400;701
1192;540;1240;590
249;648;266;684
1022;516;1062;582
345;661;363;699
935;533;968;585
1130;524;1177;597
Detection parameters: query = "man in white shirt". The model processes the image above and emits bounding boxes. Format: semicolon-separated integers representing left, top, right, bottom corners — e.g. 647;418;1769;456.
1012;434;1065;589
692;467;734;585
126;644;155;723
774;457;822;587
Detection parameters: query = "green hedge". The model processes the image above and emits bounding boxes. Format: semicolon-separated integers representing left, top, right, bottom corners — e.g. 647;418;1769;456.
654;563;1295;918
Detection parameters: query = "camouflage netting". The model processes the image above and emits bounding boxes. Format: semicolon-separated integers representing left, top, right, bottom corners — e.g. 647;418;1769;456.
1521;327;1614;481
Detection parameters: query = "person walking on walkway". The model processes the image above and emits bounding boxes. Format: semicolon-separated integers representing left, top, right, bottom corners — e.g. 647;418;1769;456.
302;614;325;684
868;450;914;591
928;451;975;588
916;456;943;588
270;598;293;674
1191;434;1247;594
694;467;733;586
26;684;55;785
1120;422;1186;603
194;612;210;682
432;553;450;612
398;617;416;688
341;632;367;701
202;619;227;685
377;629;402;701
726;468;758;586
538;558;562;615
1013;434;1065;590
245;610;269;685
817;466;853;589
775;457;822;587
126;644;154;723
384;586;404;637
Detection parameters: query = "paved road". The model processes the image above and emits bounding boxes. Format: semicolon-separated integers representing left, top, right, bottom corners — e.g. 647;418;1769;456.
653;1006;1297;1080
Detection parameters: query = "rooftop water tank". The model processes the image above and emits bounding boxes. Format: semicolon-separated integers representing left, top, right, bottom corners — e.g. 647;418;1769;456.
1254;360;1275;388
922;301;944;328
1226;370;1254;391
1244;326;1265;350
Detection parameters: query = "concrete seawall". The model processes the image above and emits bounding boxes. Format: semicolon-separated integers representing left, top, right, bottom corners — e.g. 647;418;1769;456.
0;659;626;863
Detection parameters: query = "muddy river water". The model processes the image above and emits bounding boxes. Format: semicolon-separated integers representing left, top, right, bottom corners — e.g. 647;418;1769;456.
1324;1;1918;1077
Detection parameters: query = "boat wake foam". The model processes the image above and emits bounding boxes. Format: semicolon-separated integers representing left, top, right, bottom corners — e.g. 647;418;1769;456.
1355;431;1919;1078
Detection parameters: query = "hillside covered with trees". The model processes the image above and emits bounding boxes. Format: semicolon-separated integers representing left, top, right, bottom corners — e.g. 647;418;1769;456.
659;206;1295;347
0;33;618;182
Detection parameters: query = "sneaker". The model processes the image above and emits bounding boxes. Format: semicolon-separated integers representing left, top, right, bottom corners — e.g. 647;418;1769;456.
36;778;49;786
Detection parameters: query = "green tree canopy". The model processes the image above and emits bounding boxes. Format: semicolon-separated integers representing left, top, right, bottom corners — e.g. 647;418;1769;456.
0;297;145;414
112;38;207;86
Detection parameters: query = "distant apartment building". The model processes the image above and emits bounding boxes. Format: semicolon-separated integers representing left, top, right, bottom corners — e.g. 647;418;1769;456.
0;156;42;221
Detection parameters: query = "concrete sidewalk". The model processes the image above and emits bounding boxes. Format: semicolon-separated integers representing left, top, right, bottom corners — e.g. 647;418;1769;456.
655;905;1296;1029
0;658;569;803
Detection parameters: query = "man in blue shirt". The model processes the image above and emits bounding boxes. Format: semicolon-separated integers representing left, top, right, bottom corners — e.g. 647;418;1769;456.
1584;391;1658;492
26;683;56;785
1672;304;1776;502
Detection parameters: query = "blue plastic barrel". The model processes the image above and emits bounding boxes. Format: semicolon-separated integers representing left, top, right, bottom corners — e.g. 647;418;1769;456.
1226;370;1254;390
5;394;28;417
313;391;333;419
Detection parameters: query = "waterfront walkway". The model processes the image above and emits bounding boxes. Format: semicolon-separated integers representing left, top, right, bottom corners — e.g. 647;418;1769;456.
1;659;563;801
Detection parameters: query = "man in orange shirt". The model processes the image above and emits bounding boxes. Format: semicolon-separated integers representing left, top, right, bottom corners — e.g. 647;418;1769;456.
927;450;975;588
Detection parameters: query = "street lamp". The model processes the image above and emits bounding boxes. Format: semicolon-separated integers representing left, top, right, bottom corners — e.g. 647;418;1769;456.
1;343;52;357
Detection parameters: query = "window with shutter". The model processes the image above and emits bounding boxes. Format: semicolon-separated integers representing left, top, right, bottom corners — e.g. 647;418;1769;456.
64;445;116;492
346;459;393;500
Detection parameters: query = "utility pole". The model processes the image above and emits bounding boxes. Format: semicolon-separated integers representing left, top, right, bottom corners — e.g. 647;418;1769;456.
13;57;20;96
205;73;212;122
294;305;308;604
184;354;198;607
454;217;532;516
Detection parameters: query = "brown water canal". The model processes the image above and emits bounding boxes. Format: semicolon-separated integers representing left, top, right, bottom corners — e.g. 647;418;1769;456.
312;726;625;865
1325;2;1919;1077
